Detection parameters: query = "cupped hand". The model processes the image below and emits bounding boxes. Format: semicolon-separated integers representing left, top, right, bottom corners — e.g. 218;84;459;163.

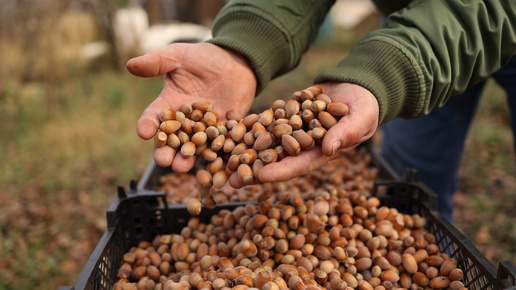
229;82;379;188
127;43;257;172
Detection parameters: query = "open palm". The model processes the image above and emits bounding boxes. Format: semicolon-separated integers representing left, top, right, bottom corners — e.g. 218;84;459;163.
127;43;257;171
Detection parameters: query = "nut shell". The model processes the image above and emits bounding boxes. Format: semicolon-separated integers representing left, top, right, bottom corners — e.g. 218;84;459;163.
242;114;259;129
212;171;228;189
240;149;258;165
402;253;418;274
300;89;315;101
180;141;196;157
211;135;225;152
285;99;300;117
318;111;338;129
238;163;254;185
289;115;303;131
160;120;182;134
187;199;202;216
226;109;242;121
159;108;177;122
282;135;301;156
327;102;349;116
191;132;207;147
154;131;168;147
192;101;213;113
231;122;247;142
254;132;274;151
203;111;218;127
259;149;278;164
259;109;275;126
272;123;293;140
293;130;315;150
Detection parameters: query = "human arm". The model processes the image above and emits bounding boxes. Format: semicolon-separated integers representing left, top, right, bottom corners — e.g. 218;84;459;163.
126;42;378;184
208;0;380;186
211;0;516;124
129;0;516;183
316;0;516;124
207;0;336;94
209;0;516;184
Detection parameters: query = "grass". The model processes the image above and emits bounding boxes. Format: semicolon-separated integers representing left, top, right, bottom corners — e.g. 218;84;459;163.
454;79;516;264
1;8;515;289
0;70;162;289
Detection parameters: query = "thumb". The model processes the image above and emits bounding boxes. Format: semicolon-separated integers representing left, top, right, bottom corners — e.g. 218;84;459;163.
126;48;181;77
321;121;362;156
314;82;379;156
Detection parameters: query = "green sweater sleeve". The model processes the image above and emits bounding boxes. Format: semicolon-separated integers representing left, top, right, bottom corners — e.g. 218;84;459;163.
315;0;516;124
207;0;335;94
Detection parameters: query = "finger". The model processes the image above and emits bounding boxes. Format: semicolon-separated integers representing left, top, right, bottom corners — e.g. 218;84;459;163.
258;148;332;183
137;115;160;140
137;97;172;140
126;48;182;78
171;154;197;173
321;119;363;156
228;167;261;189
153;146;175;167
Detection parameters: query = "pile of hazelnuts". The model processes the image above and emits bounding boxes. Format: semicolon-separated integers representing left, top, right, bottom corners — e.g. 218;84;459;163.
153;86;349;215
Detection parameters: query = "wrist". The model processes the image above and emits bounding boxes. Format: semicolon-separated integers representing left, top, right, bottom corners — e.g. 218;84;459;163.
224;48;259;93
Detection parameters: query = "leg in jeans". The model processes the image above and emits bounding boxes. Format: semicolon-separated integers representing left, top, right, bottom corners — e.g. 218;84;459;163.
380;82;485;223
492;56;516;154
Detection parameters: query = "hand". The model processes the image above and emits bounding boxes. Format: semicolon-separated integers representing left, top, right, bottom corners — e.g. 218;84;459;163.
127;43;257;172
229;82;379;187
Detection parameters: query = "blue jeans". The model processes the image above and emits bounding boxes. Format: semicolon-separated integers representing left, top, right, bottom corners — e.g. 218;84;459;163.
381;56;516;223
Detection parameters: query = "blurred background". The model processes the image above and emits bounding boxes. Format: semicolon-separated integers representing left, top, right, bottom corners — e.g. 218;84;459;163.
0;0;515;288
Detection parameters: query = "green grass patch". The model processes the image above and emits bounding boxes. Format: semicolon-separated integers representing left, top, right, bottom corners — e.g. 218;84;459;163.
456;79;516;266
0;69;162;288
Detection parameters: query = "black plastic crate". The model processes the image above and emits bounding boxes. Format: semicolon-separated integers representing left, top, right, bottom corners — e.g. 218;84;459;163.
63;185;254;290
64;174;516;290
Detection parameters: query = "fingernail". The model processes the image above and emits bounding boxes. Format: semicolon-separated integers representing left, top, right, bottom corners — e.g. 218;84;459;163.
331;141;341;156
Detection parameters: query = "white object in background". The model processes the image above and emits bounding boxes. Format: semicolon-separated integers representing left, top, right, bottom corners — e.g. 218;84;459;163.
113;6;149;54
330;0;377;30
141;23;212;52
81;41;109;60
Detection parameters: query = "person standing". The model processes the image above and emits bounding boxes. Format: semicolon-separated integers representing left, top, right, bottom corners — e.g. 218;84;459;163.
382;55;516;223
